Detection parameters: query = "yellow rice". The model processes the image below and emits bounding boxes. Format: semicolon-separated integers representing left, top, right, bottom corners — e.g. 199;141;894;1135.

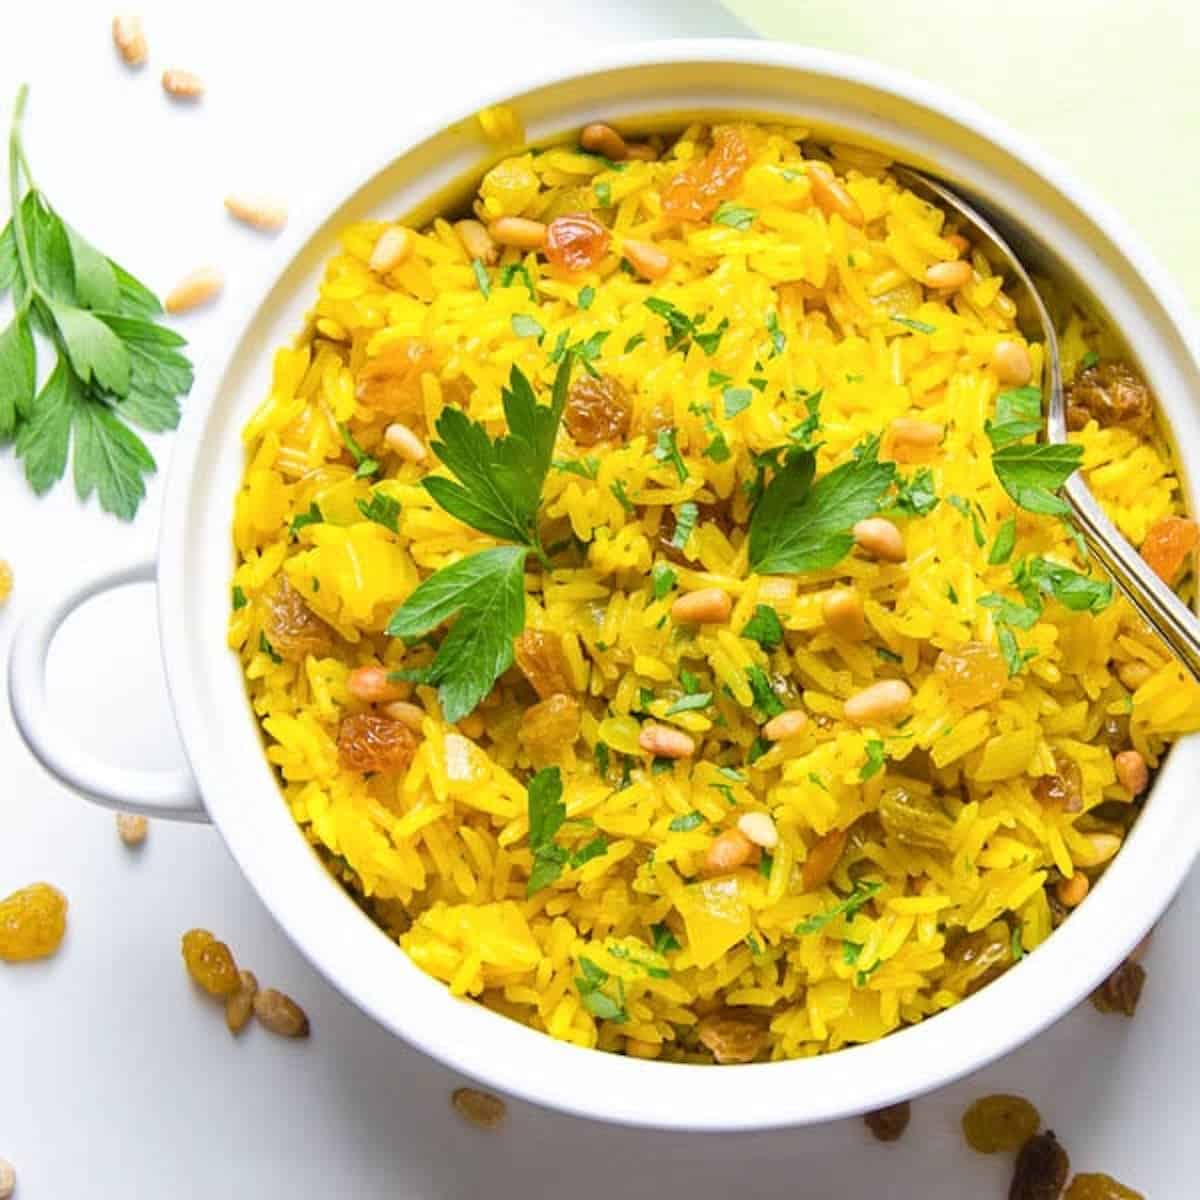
230;120;1200;1062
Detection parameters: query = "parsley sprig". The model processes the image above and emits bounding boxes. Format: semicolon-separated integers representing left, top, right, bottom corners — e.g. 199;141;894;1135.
986;385;1082;515
0;86;193;518
385;359;573;721
524;766;608;895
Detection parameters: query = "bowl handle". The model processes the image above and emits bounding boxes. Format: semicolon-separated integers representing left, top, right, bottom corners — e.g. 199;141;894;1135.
7;559;208;823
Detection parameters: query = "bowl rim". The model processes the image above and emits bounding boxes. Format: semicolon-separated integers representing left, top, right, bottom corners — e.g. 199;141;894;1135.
156;37;1200;1131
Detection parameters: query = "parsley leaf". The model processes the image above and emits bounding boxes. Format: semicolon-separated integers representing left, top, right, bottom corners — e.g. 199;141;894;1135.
552;456;599;480
471;258;491;297
386;545;529;722
575;958;627;1023
985;386;1044;450
748;443;897;574
356;491;401;533
665;692;712;716
578;285;595;310
766;310;786;355
947;494;986;547
499;263;536;302
795;880;883;935
722;387;753;418
979;591;1040;630
713;201;757;230
523;765;610;895
259;633;282;664
1079;350;1100;371
610;479;635;514
1021;557;1114;614
746;666;785;719
992;442;1082;516
889;467;939;517
339;424;380;478
997;625;1037;676
651;563;677;600
669;811;704;832
859;739;886;781
231;585;248;611
989;515;1017;565
653;427;689;482
670;501;698;550
890;315;936;335
741;604;784;650
511;313;544;341
290;501;324;538
651;922;680;954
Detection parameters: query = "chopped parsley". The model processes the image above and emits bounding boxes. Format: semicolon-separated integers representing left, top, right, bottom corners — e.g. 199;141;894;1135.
610;478;635;514
470;258;491;298
575;956;627;1023
578;285;595;310
258;633;282;664
889;467;939;517
766;310;786;356
593;180;612;207
624;332;645;353
795;880;883;935
289;501;323;538
985;386;1043;450
722;387;753;418
692;318;728;356
525;766;609;895
708;370;733;387
890;315;936;335
651;922;681;955
653;427;689;482
499;263;536;301
668;811;704;832
552;456;599;480
713;201;757;231
1079;350;1100;371
356;491;401;534
989;515;1018;564
876;646;902;664
740;604;784;650
745;666;785;719
339;424;380;478
510;313;544;341
997;626;1038;677
665;692;712;716
670;501;698;550
859;739;886;781
703;430;731;463
651;563;677;600
231;585;248;611
1011;924;1025;961
947;494;985;548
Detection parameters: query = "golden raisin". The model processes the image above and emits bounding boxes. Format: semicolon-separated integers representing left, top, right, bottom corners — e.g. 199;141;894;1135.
225;969;258;1035
662;127;751;221
545;212;611;273
181;929;240;997
266;577;335;662
1090;958;1146;1016
253;987;310;1038
518;693;581;755
864;1101;911;1142
1064;1174;1144;1200
962;1094;1042;1154
0;883;68;962
935;642;1007;709
451;1087;507;1129
355;338;436;417
564;373;632;447
941;925;1012;996
1010;1131;1070;1200
1065;360;1154;432
337;712;419;774
696;1010;768;1064
513;629;575;698
801;828;847;892
1035;751;1083;813
879;787;955;850
1140;515;1198;584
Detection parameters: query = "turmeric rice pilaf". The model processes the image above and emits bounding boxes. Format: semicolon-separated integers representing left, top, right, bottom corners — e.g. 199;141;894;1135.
230;118;1200;1064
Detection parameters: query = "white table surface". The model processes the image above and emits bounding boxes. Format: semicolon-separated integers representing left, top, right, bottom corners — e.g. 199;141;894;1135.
1;3;1193;1196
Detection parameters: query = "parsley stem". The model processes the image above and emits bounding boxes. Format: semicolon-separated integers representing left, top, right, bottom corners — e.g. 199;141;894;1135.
8;84;40;314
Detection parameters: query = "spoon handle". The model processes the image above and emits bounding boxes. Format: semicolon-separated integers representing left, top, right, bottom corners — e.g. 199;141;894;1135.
1065;476;1200;681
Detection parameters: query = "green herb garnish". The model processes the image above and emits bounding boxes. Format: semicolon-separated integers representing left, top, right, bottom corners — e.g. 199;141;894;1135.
670;501;698;550
722;387;752;418
1079;350;1100;371
594;180;612;207
610;478;635;514
653;427;689;482
889;467;939;516
766;310;786;356
510;313;544;341
578;285;595;310
525;766;609;895
290;501;324;538
355;491;400;533
665;693;712;716
989;515;1017;564
859;739;886;781
890;315;936;335
668;811;704;832
651;563;677;600
985;386;1043;450
947;494;986;548
470;258;491;297
745;666;785;719
713;201;757;231
339;423;380;478
552;455;599;480
231;585;247;611
651;922;681;955
258;633;282;664
795;880;883;935
740;603;784;650
575;956;626;1023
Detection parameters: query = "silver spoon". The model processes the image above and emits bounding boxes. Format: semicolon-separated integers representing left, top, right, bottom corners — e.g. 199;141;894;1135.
894;165;1200;681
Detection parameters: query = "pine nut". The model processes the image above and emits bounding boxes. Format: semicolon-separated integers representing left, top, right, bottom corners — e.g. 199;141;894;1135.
822;588;868;641
763;709;808;741
944;233;970;255
382;700;426;731
452;1087;507;1129
161;68;204;99
488;216;547;250
624;143;659;162
1118;661;1153;691
580;123;628;161
252;987;310;1038
347;666;405;703
671;588;731;625
806;163;865;226
224;194;287;232
703;828;755;874
923;259;972;290
844;680;913;726
888;417;943;456
369;227;414;273
638;723;695;759
1056;873;1089;907
225;969;258;1035
116;812;148;846
1114;749;1149;796
0;1157;13;1200
1075;832;1122;867
164;266;223;314
112;14;147;66
622;238;671;281
853;517;905;563
454;219;497;266
991;339;1033;386
737;811;779;849
384;422;426;463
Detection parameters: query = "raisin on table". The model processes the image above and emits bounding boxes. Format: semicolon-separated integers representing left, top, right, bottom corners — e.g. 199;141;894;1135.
1090;958;1146;1017
864;1100;911;1142
0;882;68;962
181;929;240;997
1010;1131;1070;1200
962;1093;1041;1154
1064;1174;1144;1199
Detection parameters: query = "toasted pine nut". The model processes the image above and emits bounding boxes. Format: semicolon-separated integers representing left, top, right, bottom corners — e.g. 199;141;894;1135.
625;1037;662;1059
252;987;310;1038
164;266;223;314
225;969;258;1035
224;194;287;232
0;1157;13;1200
671;588;732;625
382;700;426;731
454;219;497;266
944;233;970;255
347;666;405;703
822;588;868;641
853;517;905;563
888;417;943;457
763;709;808;742
1118;661;1153;691
488;216;547;250
452;1087;507;1129
639;724;695;759
924;259;972;290
1114;749;1149;796
623;238;671;281
844;680;913;726
1056;873;1089;907
384;422;426;463
161;68;204;99
116;812;148;846
738;811;779;849
624;143;659;162
704;828;755;874
991;339;1033;386
806;162;865;227
580;123;628;161
1075;832;1122;867
112;14;147;66
369;227;414;273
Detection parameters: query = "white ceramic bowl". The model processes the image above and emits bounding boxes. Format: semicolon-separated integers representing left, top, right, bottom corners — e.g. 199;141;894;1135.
10;40;1200;1131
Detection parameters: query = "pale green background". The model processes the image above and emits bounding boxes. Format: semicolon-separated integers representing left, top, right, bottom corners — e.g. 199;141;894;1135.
723;0;1200;308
